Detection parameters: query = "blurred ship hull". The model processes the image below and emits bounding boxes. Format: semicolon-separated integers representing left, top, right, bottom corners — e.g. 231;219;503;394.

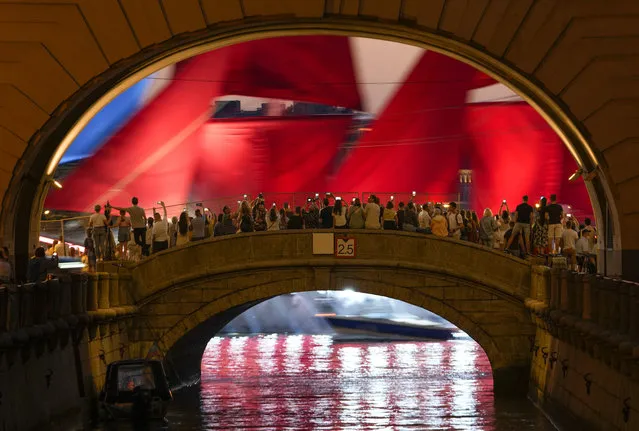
323;315;457;341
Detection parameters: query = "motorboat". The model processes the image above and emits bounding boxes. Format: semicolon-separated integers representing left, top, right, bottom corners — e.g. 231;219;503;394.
99;359;172;422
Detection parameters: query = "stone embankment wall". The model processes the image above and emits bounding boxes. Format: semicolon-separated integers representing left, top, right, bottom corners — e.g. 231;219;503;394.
527;266;639;430
0;272;138;431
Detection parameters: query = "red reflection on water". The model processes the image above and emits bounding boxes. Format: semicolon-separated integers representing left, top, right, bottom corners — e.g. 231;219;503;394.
200;335;495;430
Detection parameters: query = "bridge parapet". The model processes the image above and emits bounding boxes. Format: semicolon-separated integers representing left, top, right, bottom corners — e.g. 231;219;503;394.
0;272;137;358
131;230;532;303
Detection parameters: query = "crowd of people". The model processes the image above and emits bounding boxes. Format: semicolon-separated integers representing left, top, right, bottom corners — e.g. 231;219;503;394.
58;192;596;274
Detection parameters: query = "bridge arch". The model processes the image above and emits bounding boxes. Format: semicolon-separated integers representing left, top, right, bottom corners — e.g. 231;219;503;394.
129;231;535;395
1;2;633;280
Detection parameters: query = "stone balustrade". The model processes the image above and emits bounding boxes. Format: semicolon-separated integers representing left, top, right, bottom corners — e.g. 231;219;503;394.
526;266;639;379
0;272;137;354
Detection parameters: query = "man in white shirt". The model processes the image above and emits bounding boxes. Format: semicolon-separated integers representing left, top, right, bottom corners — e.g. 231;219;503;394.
575;229;590;272
446;202;464;240
418;204;432;230
88;204;107;260
561;221;579;270
363;195;381;229
152;202;169;253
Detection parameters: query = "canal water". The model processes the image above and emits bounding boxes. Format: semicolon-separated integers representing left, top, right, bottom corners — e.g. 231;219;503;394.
102;335;557;430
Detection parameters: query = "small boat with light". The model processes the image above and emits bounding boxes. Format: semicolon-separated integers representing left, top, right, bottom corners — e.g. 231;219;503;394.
99;359;172;422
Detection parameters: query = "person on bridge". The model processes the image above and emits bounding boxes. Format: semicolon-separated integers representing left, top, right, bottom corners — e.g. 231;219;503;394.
561;220;579;270
430;208;448;237
83;228;96;271
363;195;381;230
108;198;147;251
88;204;106;260
446;202;463;240
505;195;534;254
144;217;153;256
319;197;334;229
546;194;564;254
191;208;208;240
286;206;303;229
347;198;365;229
382;201;397;230
396;202;405;230
504;222;525;257
303;199;320;229
152;202;169;253
479;208;498;248
169;216;178;248
54;235;69;257
418;204;432;231
267;205;280;231
117;209;131;259
176;212;190;246
46;240;57;257
333;198;348;229
253;201;267;231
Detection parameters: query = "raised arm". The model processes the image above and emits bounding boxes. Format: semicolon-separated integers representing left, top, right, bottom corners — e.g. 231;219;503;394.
161;201;167;220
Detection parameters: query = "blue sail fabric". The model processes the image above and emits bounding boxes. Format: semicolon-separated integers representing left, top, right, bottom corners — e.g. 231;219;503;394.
60;79;149;163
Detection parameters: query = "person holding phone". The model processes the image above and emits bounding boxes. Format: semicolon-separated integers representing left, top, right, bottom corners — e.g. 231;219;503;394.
333;198;348;229
151;201;169;253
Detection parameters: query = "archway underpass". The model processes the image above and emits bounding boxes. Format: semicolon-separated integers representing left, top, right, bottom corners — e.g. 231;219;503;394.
124;230;536;396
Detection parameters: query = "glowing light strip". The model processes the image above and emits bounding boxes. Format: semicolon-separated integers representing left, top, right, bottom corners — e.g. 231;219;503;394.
58;262;87;270
39;236;85;253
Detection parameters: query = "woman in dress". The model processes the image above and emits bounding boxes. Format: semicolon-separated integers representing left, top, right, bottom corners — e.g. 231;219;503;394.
117;209;131;260
532;197;549;255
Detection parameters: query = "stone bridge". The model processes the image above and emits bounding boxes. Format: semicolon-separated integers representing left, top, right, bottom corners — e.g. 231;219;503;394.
124;230;536;395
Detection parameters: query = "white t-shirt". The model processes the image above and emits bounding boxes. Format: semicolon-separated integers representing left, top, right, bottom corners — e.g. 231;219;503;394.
575;237;589;254
334;207;347;227
152;219;169;242
418;210;432;229
89;212;107;228
562;229;579;250
447;211;463;231
364;203;381;229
